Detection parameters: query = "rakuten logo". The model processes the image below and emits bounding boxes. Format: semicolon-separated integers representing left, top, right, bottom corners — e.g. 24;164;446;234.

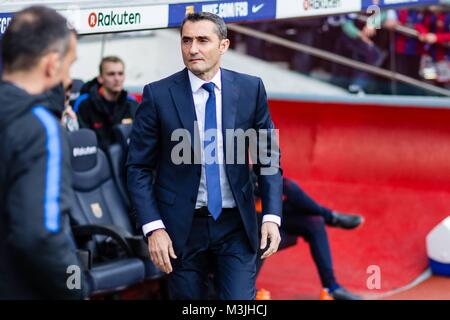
303;0;341;11
88;11;141;28
73;146;97;157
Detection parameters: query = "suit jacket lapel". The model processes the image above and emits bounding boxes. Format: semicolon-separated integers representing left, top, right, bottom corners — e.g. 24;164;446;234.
169;69;199;154
221;69;239;164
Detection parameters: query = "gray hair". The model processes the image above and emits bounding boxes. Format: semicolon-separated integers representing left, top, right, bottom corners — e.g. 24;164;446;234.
180;12;227;40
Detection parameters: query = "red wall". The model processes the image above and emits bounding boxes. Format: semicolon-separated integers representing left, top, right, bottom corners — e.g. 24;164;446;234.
269;99;450;192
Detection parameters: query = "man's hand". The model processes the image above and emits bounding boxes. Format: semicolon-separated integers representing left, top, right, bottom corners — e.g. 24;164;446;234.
383;19;398;30
260;221;281;259
147;229;177;274
362;25;376;38
418;33;437;44
424;33;437;44
359;31;374;46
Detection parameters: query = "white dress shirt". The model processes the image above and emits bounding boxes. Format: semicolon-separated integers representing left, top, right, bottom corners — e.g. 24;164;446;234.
142;69;280;236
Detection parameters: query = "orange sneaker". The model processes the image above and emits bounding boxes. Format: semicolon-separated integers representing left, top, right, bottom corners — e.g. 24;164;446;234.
320;288;334;300
256;288;272;300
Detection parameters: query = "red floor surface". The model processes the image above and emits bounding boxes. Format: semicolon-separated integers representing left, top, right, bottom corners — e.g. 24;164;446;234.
256;99;450;299
384;276;450;300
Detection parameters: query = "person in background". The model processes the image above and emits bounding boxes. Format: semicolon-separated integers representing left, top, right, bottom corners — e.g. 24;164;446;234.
416;6;450;87
336;1;397;94
127;12;282;300
394;8;429;95
255;177;363;300
417;6;450;46
73;56;138;150
290;18;324;75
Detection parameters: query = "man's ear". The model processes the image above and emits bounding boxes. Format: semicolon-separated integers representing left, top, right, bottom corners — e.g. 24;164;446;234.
43;52;62;81
220;38;230;55
97;75;103;85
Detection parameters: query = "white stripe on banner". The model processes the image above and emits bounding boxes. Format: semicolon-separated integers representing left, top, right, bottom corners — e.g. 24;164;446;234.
32;106;61;233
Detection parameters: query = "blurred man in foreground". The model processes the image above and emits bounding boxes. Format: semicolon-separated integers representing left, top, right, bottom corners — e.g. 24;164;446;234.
0;6;88;299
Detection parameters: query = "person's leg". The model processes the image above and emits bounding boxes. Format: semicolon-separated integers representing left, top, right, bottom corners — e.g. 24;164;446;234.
291;28;315;74
347;38;386;93
283;214;338;289
350;44;371;92
211;209;257;300
331;34;352;88
283;212;362;300
283;178;363;229
283;178;334;222
168;217;212;300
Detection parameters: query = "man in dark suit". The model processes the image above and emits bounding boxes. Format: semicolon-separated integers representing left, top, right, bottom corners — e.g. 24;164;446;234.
127;12;282;300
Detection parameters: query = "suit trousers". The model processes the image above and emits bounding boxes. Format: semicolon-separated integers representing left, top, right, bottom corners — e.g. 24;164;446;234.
168;208;256;300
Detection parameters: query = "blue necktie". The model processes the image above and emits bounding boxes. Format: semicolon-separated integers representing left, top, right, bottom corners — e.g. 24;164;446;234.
202;82;222;220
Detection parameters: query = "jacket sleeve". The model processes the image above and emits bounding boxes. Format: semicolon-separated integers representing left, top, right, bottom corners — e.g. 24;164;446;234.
252;78;283;220
75;100;91;129
435;32;450;44
129;99;140;119
342;15;361;39
7;111;88;299
126;84;162;227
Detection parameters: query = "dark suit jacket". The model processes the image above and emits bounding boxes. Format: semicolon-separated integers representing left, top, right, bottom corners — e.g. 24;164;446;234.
126;68;282;255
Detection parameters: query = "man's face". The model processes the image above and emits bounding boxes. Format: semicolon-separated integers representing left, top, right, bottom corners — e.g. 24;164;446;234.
60;33;77;91
98;61;125;94
181;20;229;76
429;5;442;13
44;32;77;91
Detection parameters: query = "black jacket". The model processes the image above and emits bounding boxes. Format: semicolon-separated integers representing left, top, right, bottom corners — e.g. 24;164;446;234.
0;81;88;299
74;78;138;151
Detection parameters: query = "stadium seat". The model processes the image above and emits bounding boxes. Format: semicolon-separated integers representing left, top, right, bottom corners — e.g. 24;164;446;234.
107;124;133;208
68;128;145;294
93;128;163;277
107;124;163;279
68;129;161;295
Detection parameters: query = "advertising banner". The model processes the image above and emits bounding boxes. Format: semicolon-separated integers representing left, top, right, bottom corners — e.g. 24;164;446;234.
276;0;361;19
0;12;13;36
59;4;169;34
169;0;276;27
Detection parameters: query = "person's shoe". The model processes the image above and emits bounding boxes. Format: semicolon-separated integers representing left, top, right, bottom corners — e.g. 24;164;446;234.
256;288;272;300
319;288;334;300
329;287;362;300
348;84;366;96
373;48;388;67
329;211;364;229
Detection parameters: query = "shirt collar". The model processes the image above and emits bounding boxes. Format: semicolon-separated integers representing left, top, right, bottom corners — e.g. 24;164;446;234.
188;68;222;93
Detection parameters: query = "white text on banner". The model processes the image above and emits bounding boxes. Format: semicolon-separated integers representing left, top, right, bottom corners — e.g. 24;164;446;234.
276;0;362;20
